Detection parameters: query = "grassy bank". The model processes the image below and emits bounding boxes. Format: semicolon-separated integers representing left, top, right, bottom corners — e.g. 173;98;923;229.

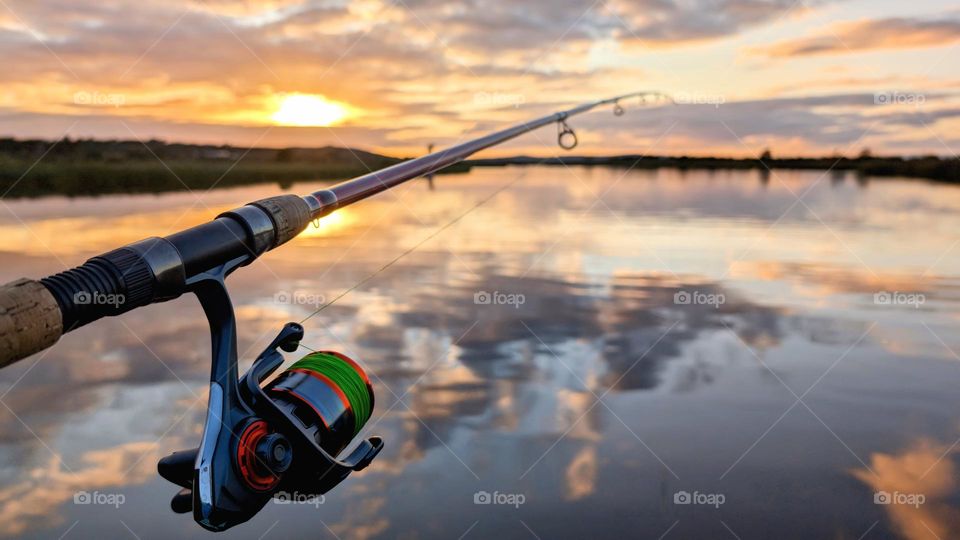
0;158;394;197
0;139;414;198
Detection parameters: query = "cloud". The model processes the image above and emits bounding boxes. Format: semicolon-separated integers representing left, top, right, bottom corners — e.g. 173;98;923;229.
0;442;162;535
756;16;960;57
608;0;819;44
564;92;960;157
0;0;669;134
394;0;832;57
9;90;957;158
852;440;960;540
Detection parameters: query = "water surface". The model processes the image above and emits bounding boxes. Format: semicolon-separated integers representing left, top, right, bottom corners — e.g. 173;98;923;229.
1;166;959;539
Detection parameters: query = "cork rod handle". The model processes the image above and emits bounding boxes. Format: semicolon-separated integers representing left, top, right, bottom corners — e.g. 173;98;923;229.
0;279;62;367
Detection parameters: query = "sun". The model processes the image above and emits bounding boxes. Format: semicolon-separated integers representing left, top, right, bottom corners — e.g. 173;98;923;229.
271;93;350;127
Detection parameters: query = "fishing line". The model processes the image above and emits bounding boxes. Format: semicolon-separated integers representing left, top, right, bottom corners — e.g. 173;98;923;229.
297;167;534;324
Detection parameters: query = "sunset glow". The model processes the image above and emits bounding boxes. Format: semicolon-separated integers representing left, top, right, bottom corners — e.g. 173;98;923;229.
270;94;351;127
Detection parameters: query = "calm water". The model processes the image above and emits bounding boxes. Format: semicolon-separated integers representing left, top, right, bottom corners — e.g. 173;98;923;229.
1;166;959;539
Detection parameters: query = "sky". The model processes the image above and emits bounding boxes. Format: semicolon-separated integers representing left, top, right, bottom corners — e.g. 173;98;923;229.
0;0;958;157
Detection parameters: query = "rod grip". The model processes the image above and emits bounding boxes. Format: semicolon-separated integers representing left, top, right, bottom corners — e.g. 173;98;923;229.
0;279;63;368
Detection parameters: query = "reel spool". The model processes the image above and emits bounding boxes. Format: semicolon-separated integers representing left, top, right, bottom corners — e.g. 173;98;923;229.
266;351;375;458
226;350;375;494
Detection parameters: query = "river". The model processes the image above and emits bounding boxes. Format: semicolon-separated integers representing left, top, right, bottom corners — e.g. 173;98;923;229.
0;165;958;539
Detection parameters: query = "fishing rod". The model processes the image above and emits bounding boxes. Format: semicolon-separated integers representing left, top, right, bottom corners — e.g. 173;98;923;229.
0;90;668;531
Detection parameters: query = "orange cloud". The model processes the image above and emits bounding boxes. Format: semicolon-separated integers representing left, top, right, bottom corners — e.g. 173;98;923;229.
852;439;960;540
756;17;960;57
0;442;162;536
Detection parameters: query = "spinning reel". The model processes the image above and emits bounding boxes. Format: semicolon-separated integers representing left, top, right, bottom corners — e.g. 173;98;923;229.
157;257;383;532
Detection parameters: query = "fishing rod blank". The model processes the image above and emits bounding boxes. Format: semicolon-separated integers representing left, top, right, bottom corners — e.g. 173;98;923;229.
0;91;668;531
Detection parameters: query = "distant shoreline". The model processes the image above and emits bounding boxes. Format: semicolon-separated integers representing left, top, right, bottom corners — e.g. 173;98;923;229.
467;154;960;184
1;138;956;198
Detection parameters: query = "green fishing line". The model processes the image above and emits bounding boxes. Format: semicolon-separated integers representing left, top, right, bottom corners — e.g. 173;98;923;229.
290;352;372;436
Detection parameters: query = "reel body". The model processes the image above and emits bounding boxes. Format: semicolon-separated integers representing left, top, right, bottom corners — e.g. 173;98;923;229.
158;260;382;532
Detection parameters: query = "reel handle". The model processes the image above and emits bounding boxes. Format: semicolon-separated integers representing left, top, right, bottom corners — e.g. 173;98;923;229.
158;448;198;490
158;449;198;514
